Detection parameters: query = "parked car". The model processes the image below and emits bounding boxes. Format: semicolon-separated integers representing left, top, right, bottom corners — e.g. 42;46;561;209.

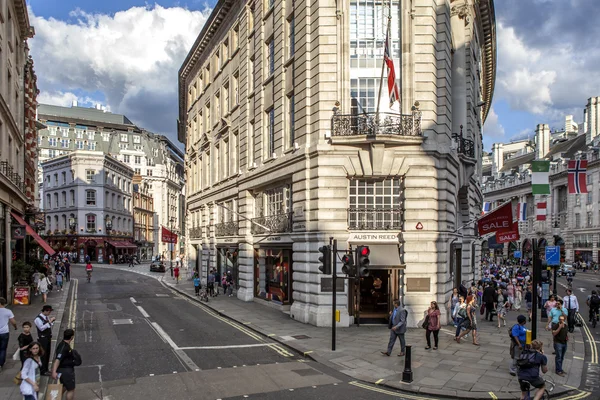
559;264;576;276
150;261;166;273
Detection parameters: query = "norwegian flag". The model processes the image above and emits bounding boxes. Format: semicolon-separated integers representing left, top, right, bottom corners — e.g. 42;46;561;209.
384;27;400;107
568;160;588;194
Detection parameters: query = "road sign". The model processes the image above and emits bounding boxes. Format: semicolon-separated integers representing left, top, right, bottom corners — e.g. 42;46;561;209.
545;246;560;266
514;251;522;258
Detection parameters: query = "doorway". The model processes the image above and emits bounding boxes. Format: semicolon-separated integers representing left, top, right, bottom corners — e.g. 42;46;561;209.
87;247;96;261
454;247;462;289
351;268;400;324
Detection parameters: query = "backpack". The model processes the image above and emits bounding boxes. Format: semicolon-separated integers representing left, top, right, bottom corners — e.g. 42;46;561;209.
508;324;518;342
516;350;538;370
591;295;600;308
457;306;467;319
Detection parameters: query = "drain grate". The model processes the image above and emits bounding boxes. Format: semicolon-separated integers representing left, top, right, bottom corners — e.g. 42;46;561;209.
292;335;311;340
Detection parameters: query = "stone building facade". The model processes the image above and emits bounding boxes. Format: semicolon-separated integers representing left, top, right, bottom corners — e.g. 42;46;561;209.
132;174;156;261
180;0;497;326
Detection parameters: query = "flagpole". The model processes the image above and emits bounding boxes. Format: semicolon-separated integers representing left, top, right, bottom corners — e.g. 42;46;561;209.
375;0;391;123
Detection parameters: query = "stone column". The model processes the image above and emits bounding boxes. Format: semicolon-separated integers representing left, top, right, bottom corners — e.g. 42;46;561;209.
237;190;255;302
5;206;12;301
450;2;469;136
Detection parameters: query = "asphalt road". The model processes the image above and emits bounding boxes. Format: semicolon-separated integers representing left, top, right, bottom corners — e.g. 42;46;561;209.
60;265;437;400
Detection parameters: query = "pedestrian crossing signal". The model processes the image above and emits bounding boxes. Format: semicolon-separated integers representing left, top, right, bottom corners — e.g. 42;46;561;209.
318;245;331;274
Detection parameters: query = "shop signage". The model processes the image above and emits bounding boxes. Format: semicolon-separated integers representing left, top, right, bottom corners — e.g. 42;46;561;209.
11;225;25;240
13;286;30;305
161;226;178;243
320;277;344;293
477;202;513;236
406;277;430;292
223;238;235;243
347;233;400;243
265;236;282;242
293;223;306;231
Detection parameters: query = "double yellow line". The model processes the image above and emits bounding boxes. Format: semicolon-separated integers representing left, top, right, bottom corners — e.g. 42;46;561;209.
68;279;79;348
349;381;431;399
558;390;591;400
178;294;294;358
577;314;598;364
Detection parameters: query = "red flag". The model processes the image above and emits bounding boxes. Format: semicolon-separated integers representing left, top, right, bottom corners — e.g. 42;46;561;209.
161;226;178;243
477;202;514;236
384;27;400;107
568;160;588;194
536;202;547;221
496;221;520;244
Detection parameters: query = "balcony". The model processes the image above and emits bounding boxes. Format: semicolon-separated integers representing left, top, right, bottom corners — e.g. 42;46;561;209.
348;208;403;230
573;242;593;249
215;221;239;237
189;227;203;239
331;110;422;138
0;161;24;193
452;134;475;158
251;212;293;235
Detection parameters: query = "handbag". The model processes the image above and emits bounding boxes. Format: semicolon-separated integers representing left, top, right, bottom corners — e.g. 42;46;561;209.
480;303;485;315
421;314;430;329
13;370;22;385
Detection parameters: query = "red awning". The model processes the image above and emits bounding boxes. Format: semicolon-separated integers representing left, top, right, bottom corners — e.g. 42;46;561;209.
11;212;56;256
106;241;138;249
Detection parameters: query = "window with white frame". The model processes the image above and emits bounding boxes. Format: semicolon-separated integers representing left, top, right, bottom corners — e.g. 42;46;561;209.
89;142;96;150
120;134;128;142
70;190;75;206
62;191;67;207
123;155;130;163
575;213;581;228
135;168;141;175
86;190;96;206
587;211;593;227
232;72;239;106
86;169;96;183
76;130;84;139
46;194;51;208
54;193;59;209
88;131;95;140
288;16;295;58
61;172;66;185
348;178;403;229
147;169;153;176
102;133;110;142
76;140;84;150
86;214;96;232
49;138;57;147
50;128;57;136
256;186;291;217
133;136;141;143
62;129;69;137
134;156;141;164
266;39;274;76
61;139;69;148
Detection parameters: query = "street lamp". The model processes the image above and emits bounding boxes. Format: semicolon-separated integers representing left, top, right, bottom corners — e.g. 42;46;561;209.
169;216;176;269
69;217;77;232
106;218;112;235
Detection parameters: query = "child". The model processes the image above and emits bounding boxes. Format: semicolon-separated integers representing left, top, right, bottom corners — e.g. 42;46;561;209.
56;270;64;292
174;266;180;283
18;321;34;366
193;274;201;296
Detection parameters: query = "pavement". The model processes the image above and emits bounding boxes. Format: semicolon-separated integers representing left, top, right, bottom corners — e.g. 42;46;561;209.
96;263;592;400
0;277;71;400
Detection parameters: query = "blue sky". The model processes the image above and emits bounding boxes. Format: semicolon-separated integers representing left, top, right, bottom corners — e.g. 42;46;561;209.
26;1;597;150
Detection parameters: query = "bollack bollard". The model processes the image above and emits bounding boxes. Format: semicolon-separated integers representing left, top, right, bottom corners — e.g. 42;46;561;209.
402;345;413;383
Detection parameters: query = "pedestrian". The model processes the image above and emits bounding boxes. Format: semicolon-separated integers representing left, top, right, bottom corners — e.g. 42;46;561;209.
507;281;515;310
525;285;533;321
20;341;43;400
457;295;480;345
207;269;216;297
32;270;41;296
482;284;497;322
514;284;523;310
459;280;468;299
448;288;460;325
222;272;228;295
34;305;55;375
18;321;34;367
425;301;441;350
193;274;201;296
56;269;64;292
509;314;528;376
169;264;174;278
454;296;467;340
381;299;406;357
563;289;579;333
174;265;180;283
85;254;90;263
0;297;17;372
214;269;221;296
128;255;134;268
496;288;507;328
226;271;234;297
543;295;557;329
37;274;51;304
52;329;81;400
551;314;568;376
586;290;600;323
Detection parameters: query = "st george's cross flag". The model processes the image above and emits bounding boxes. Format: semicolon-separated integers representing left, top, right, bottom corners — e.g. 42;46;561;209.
517;202;527;222
531;160;551;195
568;159;588;194
384;27;400;107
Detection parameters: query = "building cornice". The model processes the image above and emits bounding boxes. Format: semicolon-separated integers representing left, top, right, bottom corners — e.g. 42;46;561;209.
13;0;32;38
477;0;496;123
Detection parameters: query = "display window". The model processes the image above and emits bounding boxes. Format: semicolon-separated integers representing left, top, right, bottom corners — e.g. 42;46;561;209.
217;247;239;288
255;248;293;304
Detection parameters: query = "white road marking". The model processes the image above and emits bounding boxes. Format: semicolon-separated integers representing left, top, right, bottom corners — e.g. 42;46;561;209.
112;319;133;325
130;297;137;303
177;343;275;350
136;306;150;318
150;322;200;371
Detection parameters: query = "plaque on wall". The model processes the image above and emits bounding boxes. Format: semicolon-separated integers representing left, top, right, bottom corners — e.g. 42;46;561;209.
320;277;345;293
406;277;430;292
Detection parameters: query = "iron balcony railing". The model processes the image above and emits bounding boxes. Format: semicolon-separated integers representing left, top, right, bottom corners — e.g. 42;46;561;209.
215;221;239;237
573;242;593;249
452;134;475;158
348;208;403;230
0;161;24;193
189;227;203;239
332;110;422;137
251;212;293;235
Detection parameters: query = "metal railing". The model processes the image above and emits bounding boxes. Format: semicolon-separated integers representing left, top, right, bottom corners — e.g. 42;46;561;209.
189;227;203;239
332;110;422;137
0;161;24;193
348;208;403;230
251;212;293;235
215;221;239;237
452;134;475;158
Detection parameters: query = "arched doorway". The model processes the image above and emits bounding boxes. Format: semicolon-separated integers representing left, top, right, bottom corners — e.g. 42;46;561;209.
554;235;565;262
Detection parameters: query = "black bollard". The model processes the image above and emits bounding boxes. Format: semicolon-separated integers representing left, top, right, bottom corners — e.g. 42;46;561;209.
402;345;413;383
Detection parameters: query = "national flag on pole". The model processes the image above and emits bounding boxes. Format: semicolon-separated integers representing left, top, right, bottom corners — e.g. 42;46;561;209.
384;26;400;107
568;160;588;194
482;202;492;215
517;202;527;221
536;201;547;221
531;160;551;195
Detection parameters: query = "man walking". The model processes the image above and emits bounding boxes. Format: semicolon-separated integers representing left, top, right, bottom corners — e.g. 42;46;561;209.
35;305;55;375
64;259;71;282
207;269;216;297
563;289;579;333
128;255;134;268
551;314;568;376
483;283;497;322
52;329;80;400
0;297;17;372
509;315;528;376
381;299;407;357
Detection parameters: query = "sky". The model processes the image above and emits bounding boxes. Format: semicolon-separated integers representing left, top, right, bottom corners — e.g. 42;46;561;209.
26;0;598;150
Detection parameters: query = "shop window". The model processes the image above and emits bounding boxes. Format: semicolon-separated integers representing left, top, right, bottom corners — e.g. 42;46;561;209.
217;248;239;290
255;249;293;304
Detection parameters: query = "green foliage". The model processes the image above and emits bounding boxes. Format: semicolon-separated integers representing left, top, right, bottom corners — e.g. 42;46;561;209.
12;259;34;284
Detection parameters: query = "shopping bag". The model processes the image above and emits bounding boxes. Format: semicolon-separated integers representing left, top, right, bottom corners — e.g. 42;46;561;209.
11;347;20;361
45;383;63;400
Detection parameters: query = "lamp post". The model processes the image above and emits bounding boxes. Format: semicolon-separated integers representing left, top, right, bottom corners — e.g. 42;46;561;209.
69;217;77;233
169;216;176;269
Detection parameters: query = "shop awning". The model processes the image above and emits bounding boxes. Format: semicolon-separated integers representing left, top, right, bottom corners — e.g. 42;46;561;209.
367;244;404;268
10;212;56;256
106;241;138;249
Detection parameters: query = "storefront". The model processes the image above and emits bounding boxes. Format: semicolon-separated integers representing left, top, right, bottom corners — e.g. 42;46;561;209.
254;247;293;305
135;240;154;261
105;240;137;263
216;246;239;289
0;205;6;299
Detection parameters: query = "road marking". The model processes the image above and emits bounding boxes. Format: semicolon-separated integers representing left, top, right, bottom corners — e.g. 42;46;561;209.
177;343;275;350
149;321;199;371
303;351;313;356
557;390;591;400
489;392;498;400
577;314;598;364
348;381;438;400
130;297;137;303
136;306;150;318
375;379;384;385
574;356;584;360
68;279;79;348
112;319;133;325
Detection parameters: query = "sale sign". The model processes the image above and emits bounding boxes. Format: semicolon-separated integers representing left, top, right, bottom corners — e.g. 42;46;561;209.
13;286;30;305
496;221;520;244
477;202;514;236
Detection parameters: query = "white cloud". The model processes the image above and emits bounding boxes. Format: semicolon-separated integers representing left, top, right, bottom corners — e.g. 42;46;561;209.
37;91;79;108
29;5;211;140
483;107;505;138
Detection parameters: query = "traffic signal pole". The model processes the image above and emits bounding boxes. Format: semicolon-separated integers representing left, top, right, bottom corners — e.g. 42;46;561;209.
331;237;336;351
531;238;540;341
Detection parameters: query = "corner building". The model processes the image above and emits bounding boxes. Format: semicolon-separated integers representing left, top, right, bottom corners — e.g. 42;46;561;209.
180;0;497;326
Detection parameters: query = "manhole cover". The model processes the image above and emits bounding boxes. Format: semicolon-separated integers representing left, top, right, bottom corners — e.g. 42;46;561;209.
112;319;133;325
292;335;310;340
292;368;322;377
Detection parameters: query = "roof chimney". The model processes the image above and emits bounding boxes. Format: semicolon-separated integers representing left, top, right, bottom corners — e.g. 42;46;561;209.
535;124;550;159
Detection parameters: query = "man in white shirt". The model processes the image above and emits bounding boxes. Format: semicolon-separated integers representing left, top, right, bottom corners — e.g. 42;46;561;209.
0;296;18;372
563;289;579;333
35;305;56;375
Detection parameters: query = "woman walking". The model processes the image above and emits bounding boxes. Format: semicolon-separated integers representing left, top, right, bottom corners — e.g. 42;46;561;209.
454;296;467;341
20;342;44;400
425;301;441;350
36;274;50;304
496;288;507;328
457;295;480;345
449;288;460;326
507;281;515;310
544;295;557;330
525;285;533;321
514;284;523;311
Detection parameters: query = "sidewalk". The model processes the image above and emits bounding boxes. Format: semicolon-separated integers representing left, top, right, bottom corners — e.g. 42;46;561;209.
0;280;71;400
101;264;586;399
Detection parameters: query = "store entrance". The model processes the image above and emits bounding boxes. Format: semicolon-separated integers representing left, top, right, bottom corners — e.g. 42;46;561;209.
352;269;400;324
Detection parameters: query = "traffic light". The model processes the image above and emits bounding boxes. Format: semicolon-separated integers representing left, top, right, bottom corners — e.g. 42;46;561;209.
341;253;354;276
318;245;331;274
356;245;370;277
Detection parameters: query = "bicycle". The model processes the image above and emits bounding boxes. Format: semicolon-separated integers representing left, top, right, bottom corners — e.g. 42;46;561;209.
86;270;92;283
592;308;599;328
521;376;554;400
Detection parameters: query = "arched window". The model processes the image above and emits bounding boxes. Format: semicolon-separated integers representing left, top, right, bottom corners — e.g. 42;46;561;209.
54;216;59;230
46;216;51;231
62;215;67;230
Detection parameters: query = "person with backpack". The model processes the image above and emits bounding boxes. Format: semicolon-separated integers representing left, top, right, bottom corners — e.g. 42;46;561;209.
586;290;600;323
509;314;528;376
51;329;81;400
517;340;548;400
